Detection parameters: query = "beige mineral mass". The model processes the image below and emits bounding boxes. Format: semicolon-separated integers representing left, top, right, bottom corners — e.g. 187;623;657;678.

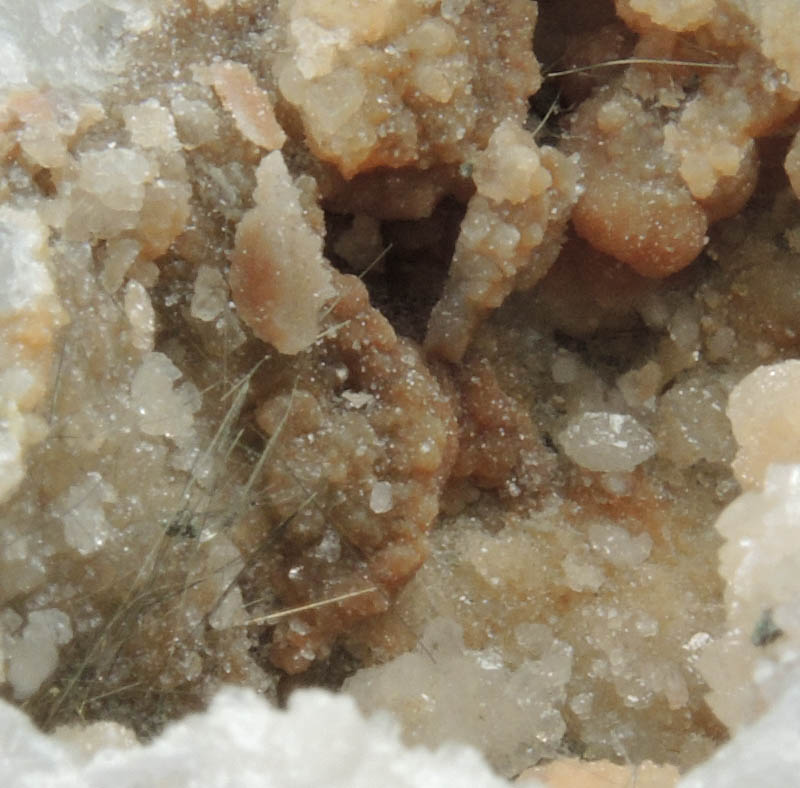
253;270;457;673
288;16;353;80
6;89;104;171
124;279;156;352
588;522;653;569
559;412;657;473
195;61;286;150
661;53;793;211
616;0;716;32
562;549;606;592
345;618;572;777
77;148;156;213
230;151;334;354
518;757;679;787
272;0;539;177
170;94;220;149
99;238;141;294
130;352;200;442
663;125;750;202
123;98;180;152
134;155;192;259
564;32;796;277
472;120;553;205
288;0;401;42
617;361;662;409
425;122;579;362
699;463;800;730
7;90;68;169
53;140;190;259
190;265;228;322
655;378;735;468
727;360;800;488
741;0;800;91
52;471;117;555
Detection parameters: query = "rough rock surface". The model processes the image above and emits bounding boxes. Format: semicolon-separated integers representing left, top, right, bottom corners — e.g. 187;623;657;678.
4;0;800;784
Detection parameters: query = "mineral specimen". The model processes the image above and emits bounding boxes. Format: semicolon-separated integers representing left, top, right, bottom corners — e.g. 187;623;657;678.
3;0;800;785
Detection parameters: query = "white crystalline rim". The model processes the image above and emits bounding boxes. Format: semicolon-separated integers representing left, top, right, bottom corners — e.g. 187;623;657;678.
0;687;517;788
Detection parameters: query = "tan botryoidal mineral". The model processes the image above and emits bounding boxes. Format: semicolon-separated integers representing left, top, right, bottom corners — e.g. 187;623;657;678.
425;120;580;361
246;269;458;673
563;0;798;278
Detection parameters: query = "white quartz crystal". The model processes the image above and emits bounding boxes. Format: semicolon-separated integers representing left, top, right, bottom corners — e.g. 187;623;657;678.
369;480;394;513
0;206;54;314
698;463;800;730
0;405;26;504
0;207;62;503
681;674;800;788
0;687;517;788
130;352;201;442
190;265;228;322
588;522;652;569
559;412;657;473
2;675;800;788
0;0;164;94
344;618;572;777
53;472;117;555
123;99;180;152
124;279;156;351
4;609;73;700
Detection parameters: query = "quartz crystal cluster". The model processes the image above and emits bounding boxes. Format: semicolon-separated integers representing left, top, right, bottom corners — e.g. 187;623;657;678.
3;0;800;785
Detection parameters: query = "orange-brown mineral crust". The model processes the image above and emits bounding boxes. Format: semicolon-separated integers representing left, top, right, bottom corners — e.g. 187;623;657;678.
245;270;458;673
563;80;710;278
562;2;799;279
450;356;549;492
